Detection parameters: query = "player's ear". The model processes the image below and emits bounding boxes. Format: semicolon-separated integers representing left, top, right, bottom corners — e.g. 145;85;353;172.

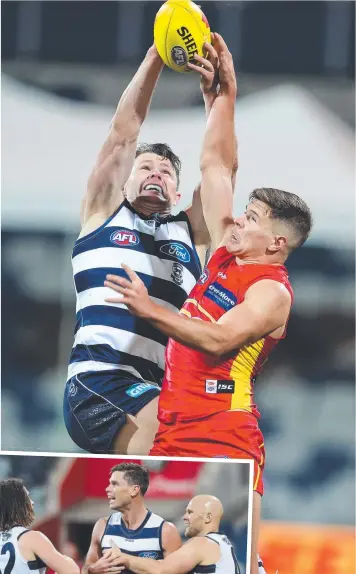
174;192;182;205
205;512;212;524
269;234;287;253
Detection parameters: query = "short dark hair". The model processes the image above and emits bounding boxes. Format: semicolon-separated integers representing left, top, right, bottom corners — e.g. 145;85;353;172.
136;143;181;188
0;479;35;531
249;187;313;249
110;463;149;496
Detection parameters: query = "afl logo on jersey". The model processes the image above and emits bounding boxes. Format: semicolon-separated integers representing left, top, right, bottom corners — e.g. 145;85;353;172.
198;268;210;285
160;242;191;263
110;230;140;247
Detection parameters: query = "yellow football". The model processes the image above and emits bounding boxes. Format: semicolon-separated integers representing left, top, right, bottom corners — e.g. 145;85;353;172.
154;0;211;73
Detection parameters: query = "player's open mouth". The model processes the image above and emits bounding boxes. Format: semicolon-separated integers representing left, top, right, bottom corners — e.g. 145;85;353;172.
142;183;166;201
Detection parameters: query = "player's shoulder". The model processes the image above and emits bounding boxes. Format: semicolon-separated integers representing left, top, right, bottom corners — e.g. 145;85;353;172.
246;277;292;304
92;516;109;536
18;530;48;548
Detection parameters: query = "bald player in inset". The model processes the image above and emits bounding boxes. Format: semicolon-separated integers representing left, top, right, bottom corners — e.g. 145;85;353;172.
104;494;241;574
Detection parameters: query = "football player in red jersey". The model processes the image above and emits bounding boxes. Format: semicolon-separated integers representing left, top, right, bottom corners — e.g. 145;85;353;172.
105;34;313;574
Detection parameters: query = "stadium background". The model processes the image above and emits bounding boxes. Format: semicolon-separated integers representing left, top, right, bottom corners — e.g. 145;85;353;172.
1;1;355;573
0;455;251;573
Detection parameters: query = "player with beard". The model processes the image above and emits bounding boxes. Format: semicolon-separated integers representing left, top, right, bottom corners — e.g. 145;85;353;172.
83;463;181;574
64;39;237;456
103;495;240;574
104;34;313;574
0;479;79;574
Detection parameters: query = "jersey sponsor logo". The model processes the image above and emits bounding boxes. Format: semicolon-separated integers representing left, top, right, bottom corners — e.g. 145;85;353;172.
171;262;184;285
217;271;227;280
125;382;158;398
205;380;235;394
204;282;237;311
160;242;191;263
110;230;140;247
138;552;160;559
68;381;77;397
198;268;210;285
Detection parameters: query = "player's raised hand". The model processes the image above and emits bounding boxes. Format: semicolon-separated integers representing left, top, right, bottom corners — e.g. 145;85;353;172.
213;33;236;96
104;264;155;319
187;33;219;95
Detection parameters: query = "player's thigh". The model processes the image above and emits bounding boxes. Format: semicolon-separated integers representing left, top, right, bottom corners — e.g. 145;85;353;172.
113;396;160;455
250;491;262;574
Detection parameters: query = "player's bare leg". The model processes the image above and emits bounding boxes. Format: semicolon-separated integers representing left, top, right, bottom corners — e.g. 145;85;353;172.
113;397;159;455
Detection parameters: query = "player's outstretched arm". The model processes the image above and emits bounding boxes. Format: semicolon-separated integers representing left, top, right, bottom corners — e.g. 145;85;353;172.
185;35;238;267
81;46;164;228
199;33;237;251
105;267;291;356
20;531;79;574
110;538;205;574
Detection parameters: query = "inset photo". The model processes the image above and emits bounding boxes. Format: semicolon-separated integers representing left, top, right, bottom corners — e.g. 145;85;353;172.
0;454;251;574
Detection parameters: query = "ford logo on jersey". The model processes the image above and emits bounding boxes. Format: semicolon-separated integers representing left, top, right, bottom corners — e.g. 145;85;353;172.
160;242;191;263
204;282;237;311
139;552;160;559
110;230;140;246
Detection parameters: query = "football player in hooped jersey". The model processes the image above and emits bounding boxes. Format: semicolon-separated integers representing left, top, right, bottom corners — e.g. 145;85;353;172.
64;39;237;456
104;34;313;574
83;463;181;574
0;479;79;574
104;495;240;574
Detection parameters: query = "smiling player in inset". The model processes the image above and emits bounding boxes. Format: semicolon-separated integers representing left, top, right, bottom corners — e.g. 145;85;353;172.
83;463;181;574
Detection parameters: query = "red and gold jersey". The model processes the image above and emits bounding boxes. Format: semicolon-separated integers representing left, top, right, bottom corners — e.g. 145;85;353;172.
158;247;293;424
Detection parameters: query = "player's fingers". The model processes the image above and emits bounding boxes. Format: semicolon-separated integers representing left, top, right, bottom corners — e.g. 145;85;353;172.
104;280;129;295
204;41;219;64
105;296;129;305
213;33;231;58
121;263;139;283
193;54;214;72
187;62;211;79
105;275;131;289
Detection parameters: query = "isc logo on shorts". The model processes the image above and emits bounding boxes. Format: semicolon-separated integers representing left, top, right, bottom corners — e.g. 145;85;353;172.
126;382;157;398
205;380;235;394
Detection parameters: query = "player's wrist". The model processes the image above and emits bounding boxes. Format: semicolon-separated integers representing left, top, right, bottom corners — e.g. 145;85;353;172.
146;44;164;67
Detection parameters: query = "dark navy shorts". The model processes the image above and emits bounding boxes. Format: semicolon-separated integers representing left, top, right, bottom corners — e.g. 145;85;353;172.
63;370;160;453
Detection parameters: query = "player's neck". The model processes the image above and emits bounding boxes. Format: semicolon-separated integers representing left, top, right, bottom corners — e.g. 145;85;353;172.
236;254;285;266
130;198;172;218
120;502;148;530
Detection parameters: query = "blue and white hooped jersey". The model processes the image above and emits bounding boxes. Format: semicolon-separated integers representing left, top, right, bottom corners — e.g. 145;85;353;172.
68;200;202;385
189;532;240;574
0;527;47;574
101;510;164;573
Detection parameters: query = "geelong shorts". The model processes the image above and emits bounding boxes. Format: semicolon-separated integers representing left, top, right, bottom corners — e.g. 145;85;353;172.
63;369;160;453
150;410;265;496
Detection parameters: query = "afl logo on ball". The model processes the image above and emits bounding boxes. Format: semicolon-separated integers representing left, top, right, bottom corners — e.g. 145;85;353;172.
171;46;187;67
110;230;140;247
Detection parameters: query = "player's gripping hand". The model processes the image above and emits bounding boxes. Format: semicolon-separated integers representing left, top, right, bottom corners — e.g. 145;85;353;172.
104;264;155;319
187;32;219;95
88;555;125;574
103;542;129;569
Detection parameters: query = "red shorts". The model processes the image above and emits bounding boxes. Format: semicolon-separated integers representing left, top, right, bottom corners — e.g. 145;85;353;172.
149;410;265;496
